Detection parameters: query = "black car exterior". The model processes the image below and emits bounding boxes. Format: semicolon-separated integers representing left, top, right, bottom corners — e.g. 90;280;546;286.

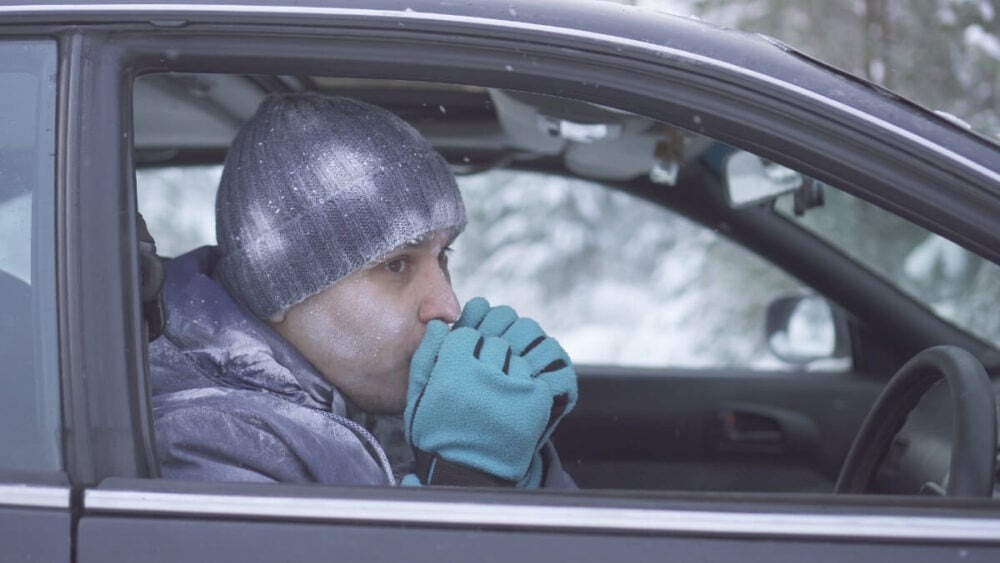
1;1;998;561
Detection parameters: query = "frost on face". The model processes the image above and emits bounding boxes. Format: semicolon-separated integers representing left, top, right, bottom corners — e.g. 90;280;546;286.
294;274;407;367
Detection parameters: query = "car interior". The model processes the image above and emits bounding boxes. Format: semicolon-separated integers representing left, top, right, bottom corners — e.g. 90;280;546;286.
131;72;1000;498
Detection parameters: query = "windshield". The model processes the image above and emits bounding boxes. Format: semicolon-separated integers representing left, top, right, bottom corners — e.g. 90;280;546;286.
775;187;1000;349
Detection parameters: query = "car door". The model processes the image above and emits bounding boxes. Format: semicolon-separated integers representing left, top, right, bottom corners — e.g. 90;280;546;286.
9;1;996;561
0;37;71;562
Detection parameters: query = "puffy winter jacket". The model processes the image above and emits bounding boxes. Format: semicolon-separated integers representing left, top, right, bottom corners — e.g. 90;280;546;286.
151;246;575;488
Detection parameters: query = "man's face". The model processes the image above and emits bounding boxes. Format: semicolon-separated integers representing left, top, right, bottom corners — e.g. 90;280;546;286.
270;229;461;414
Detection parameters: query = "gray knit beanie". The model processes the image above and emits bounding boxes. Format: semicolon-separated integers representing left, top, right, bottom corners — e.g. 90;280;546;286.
215;93;467;319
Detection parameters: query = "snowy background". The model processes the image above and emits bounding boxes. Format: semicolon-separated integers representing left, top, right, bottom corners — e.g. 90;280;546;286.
628;0;999;139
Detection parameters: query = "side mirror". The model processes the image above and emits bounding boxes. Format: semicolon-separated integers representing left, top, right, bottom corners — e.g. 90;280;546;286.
723;151;802;208
766;293;851;366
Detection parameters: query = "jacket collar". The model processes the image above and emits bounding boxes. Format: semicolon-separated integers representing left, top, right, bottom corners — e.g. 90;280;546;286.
158;246;348;416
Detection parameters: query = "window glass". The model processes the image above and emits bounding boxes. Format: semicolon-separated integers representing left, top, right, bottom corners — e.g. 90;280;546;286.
451;170;827;369
776;187;1000;348
0;40;61;471
137;165;220;257
140;166;839;370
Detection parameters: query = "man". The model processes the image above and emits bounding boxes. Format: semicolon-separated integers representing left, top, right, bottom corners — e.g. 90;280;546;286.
151;94;577;488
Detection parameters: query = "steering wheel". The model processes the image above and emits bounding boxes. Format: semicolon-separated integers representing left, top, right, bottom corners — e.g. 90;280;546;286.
835;345;997;496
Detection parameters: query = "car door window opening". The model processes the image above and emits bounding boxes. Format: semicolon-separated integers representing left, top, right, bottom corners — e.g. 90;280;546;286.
128;69;997;500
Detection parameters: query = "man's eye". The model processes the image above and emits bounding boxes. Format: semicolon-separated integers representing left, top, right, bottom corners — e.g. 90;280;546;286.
384;257;408;273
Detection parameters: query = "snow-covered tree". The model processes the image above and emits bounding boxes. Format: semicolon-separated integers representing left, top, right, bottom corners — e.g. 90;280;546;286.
635;0;999;138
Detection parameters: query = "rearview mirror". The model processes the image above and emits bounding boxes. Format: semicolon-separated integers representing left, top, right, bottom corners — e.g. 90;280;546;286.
724;151;802;208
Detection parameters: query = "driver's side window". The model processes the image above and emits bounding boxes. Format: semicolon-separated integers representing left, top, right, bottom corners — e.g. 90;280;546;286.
139;166;851;372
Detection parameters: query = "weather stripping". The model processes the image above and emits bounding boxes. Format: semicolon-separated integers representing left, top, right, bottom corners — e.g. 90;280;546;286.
0;484;71;509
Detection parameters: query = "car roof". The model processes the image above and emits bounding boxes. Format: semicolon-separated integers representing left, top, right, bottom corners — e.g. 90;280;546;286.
0;0;787;68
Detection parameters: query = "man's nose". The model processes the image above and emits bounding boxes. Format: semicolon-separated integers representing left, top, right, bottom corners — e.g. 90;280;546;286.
418;267;461;325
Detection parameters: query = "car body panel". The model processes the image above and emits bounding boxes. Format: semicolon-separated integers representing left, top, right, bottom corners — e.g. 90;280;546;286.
78;517;1000;563
79;478;1000;549
0;507;71;561
78;516;1000;563
0;484;72;561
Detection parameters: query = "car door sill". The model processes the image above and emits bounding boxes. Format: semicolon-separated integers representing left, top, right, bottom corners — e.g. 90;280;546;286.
84;488;1000;542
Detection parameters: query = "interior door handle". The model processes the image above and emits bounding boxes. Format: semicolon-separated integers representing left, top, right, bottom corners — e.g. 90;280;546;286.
719;410;783;444
715;403;820;456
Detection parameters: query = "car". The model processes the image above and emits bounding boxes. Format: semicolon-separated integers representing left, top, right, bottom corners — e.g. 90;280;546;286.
1;0;998;561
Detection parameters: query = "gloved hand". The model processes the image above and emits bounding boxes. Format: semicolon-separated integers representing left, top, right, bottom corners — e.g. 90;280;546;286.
455;297;578;450
404;300;577;487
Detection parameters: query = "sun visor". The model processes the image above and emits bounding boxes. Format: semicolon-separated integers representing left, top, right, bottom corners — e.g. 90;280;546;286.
489;89;663;181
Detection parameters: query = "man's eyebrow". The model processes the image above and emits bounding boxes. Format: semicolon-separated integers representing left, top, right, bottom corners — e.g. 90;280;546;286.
400;236;429;249
403;231;458;249
376;232;456;262
374;235;429;261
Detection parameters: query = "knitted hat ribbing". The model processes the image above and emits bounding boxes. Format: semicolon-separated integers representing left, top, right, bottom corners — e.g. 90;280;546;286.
215;94;467;319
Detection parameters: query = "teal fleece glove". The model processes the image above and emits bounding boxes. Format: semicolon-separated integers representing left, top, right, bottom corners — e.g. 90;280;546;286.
404;311;575;487
455;297;578;450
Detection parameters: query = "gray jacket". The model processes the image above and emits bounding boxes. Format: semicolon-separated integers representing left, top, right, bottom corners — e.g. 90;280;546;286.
151;247;575;487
